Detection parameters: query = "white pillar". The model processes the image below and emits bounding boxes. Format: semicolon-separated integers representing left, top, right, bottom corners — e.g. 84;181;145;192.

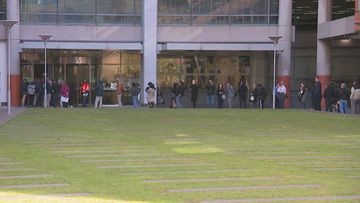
277;0;292;108
316;0;332;77
142;0;158;105
0;43;6;104
7;0;21;106
277;0;292;77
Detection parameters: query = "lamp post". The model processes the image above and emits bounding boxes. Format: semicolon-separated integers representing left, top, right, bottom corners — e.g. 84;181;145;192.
0;20;17;116
269;36;282;110
39;35;52;108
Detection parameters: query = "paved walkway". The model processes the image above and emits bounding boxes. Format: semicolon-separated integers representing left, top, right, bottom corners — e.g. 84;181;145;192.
0;107;26;126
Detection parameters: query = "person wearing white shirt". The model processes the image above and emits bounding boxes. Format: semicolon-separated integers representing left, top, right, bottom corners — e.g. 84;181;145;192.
277;81;287;108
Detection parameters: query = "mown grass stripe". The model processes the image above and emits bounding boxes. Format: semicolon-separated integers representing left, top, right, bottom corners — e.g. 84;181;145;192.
225;152;317;155
312;168;360;171
201;195;360;203
0;175;51;179
278;162;360;165
0;168;34;171
0;183;69;189
119;169;247;175
0;193;92;200
0;162;22;165
66;154;175;158
144;177;284;183
97;163;215;169
54;149;155;153
47;146;140;150
80;158;197;163
168;184;321;193
252;156;354;159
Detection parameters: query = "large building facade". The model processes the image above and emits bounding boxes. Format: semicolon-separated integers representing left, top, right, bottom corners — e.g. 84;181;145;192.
0;0;359;108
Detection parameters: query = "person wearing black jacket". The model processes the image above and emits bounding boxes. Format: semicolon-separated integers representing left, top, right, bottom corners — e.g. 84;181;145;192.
206;80;215;108
312;76;322;111
336;83;350;114
254;83;267;109
190;80;198;108
216;83;225;108
323;84;334;112
237;80;248;108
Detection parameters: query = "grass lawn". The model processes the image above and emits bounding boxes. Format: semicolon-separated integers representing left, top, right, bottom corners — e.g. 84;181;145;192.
0;108;359;202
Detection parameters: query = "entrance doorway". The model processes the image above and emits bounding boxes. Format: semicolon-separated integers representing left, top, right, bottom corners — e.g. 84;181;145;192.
65;65;89;106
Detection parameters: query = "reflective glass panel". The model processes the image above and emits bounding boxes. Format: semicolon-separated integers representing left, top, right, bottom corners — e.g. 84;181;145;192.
158;0;191;14
231;0;267;15
97;0;134;14
192;0;230;15
58;0;95;13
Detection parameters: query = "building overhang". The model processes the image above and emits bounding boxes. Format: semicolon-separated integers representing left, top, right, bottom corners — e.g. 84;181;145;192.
318;16;357;39
160;43;283;51
19;41;142;51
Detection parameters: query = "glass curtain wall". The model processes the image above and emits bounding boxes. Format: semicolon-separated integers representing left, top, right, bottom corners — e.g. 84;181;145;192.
20;50;141;106
0;0;6;20
158;0;279;25
20;0;142;25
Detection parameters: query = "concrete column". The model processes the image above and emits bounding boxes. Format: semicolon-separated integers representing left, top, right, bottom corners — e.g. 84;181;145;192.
317;0;332;110
7;0;21;106
355;0;360;32
277;0;292;108
142;0;158;105
0;43;6;105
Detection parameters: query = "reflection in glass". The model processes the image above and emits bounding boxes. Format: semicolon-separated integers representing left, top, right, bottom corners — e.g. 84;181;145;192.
159;0;279;25
20;0;142;25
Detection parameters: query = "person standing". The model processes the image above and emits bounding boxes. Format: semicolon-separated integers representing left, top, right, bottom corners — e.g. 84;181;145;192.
276;81;286;109
312;76;322;111
21;79;29;106
336;83;350;114
131;82;140;108
323;84;334;112
116;78;124;108
94;80;104;108
216;83;225;109
80;79;90;107
190;80;198;108
350;80;360;115
206;80;215;108
226;82;235;108
255;83;267;109
147;82;156;108
176;81;185;108
237;80;248;108
170;82;178;108
59;80;70;108
298;82;307;109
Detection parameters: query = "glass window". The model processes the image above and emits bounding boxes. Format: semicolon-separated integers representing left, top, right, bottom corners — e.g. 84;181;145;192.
58;0;95;13
270;0;279;15
231;0;267;15
159;0;191;15
158;0;191;25
0;0;6;20
97;0;140;25
20;0;58;24
58;0;95;24
97;0;134;14
192;0;230;15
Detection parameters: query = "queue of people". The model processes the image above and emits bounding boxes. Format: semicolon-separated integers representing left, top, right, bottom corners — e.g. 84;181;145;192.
297;76;360;115
20;76;360;115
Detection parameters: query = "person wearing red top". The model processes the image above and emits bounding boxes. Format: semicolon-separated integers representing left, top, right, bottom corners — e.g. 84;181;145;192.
60;80;70;108
80;80;90;107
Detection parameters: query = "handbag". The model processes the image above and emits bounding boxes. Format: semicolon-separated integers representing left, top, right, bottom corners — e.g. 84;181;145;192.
60;96;69;103
221;94;226;100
